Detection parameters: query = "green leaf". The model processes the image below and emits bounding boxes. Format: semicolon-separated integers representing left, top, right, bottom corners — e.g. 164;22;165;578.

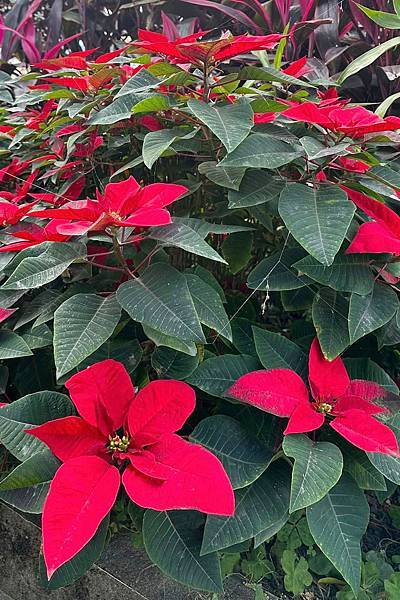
306;474;369;595
88;94;144;125
143;323;197;356
343;447;387;491
143;510;223;593
2;242;85;290
219;133;303;169
151;346;199;379
149;222;227;263
281;287;314;311
344;357;398;393
0;391;73;460
198;161;246;191
185;274;232;341
281;549;313;595
131;94;170;114
355;3;400;29
312;288;350;360
228;170;285;209
253;326;307;378
187;354;259;398
385;572;400;600
221;231;253;274
115;68;161;97
348;284;398;343
279;184;355;266
247;248;312;291
338;36;400;84
142;127;195;168
231;318;257;355
190;415;272;489
0;330;33;359
0;449;60;513
53;294;121;378
201;462;290;555
283;434;343;513
368;413;400;484
299;137;351;160
117;264;205;344
375;91;400;117
187;99;253;153
20;323;52;349
240;65;316;88
69;338;143;376
294;254;374;295
39;516;109;590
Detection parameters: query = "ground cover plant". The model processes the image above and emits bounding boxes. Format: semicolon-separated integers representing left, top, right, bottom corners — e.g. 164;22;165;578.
0;12;400;599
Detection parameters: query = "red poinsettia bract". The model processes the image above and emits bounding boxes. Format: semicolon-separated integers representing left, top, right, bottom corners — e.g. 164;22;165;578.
31;176;187;234
228;338;399;456
342;187;400;255
27;360;234;578
283;102;400;138
0;221;71;253
133;29;283;66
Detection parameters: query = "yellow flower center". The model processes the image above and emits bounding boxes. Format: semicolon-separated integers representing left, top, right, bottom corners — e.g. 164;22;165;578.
108;433;130;452
316;402;333;414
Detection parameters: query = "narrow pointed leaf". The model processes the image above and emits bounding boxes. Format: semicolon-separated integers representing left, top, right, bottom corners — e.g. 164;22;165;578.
149;222;227;263
312;288;350;359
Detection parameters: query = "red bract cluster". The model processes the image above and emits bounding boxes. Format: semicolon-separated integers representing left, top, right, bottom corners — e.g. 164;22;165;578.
343;187;400;255
133;29;283;66
283;102;400;138
229;338;399;456
0;221;70;253
27;359;235;578
30;176;187;235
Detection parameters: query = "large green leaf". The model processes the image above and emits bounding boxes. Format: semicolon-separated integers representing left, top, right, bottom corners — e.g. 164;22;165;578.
0;449;60;513
279;184;355;266
368;414;400;484
343;447;387;491
0;330;33;359
219;133;303;169
228;170;285;209
253;326;307;378
67;338;143;376
115;68;160;97
187;354;259;398
312;288;350;360
151;346;199;379
247;248;312;291
307;475;369;594
299;137;351;160
187;99;253;153
88;93;144;125
354;4;400;29
39;516;109;590
185;274;232;341
344;358;398;393
294;254;374;295
201;462;290;555
221;231;253;274
198;161;246;190
149;222;227;263
117;264;205;344
0;391;73;460
143;323;197;356
53;293;121;378
348;284;398;343
283;435;343;513
142;127;195;168
143;510;223;593
190;415;272;489
20;323;52;350
2;242;85;290
338;36;400;83
231;318;256;355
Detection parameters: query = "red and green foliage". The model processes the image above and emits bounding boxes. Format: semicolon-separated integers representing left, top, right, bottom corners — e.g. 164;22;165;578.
1;21;400;599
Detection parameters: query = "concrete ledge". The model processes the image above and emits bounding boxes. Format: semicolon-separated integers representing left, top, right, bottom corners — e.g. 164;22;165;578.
0;503;255;600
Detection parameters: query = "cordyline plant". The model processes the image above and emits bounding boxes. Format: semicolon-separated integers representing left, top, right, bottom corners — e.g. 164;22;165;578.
1;25;400;598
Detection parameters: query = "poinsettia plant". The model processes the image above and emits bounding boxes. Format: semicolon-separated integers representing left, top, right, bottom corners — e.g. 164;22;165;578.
1;23;400;599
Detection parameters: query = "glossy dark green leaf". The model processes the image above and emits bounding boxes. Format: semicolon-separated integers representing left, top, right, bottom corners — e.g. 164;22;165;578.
312;288;350;360
151;346;199;379
294;254;374;295
253;326;307;378
187;354;259;398
228;170;284;209
190;415;272;489
220;133;303;169
348;284;398;343
222;231;253;274
248;248;312;291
